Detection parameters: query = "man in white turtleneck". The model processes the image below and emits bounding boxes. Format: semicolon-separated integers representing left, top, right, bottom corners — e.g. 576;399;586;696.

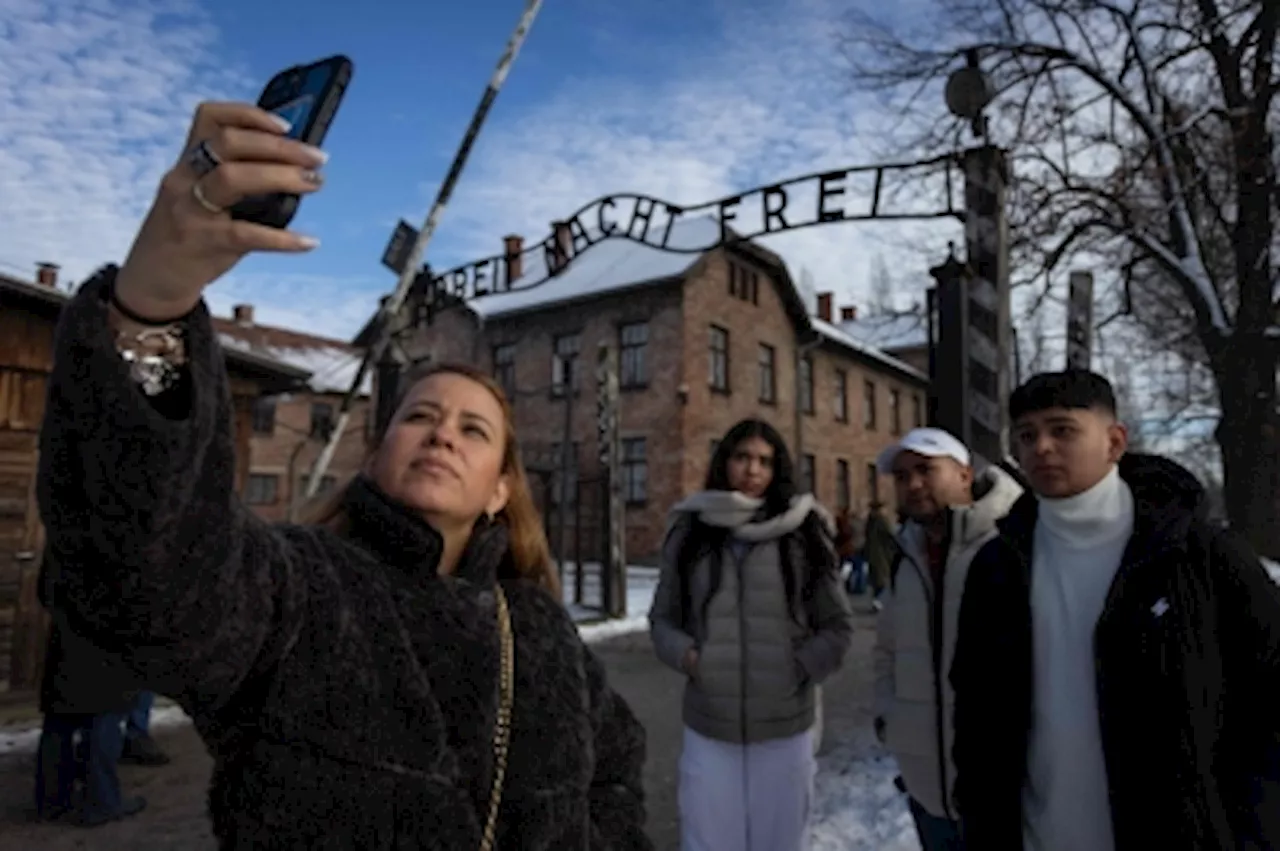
1012;374;1133;851
950;369;1280;851
1023;445;1133;851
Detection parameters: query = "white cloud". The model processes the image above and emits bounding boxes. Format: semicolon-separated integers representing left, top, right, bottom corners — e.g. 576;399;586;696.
0;0;250;284
429;0;964;316
1;0;963;345
0;0;375;340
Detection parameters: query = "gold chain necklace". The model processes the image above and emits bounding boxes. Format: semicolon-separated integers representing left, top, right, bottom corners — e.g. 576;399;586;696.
478;584;514;851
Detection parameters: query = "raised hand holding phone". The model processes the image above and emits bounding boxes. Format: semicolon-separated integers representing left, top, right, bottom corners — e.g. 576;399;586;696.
112;57;352;324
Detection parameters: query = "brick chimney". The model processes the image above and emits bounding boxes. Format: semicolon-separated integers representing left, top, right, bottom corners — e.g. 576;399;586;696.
233;304;254;326
503;234;524;283
840;305;858;322
816;291;833;322
35;262;59;288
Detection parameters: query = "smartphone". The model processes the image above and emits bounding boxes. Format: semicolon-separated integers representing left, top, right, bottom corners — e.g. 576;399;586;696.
229;55;354;229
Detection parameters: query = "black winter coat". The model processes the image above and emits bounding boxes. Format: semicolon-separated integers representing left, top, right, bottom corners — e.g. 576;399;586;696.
37;267;652;850
38;546;141;716
950;453;1280;850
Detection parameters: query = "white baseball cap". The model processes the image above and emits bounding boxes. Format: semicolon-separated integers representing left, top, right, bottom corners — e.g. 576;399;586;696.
876;427;972;475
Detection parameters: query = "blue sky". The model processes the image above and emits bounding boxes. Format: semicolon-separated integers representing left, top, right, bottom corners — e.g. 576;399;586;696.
0;0;954;341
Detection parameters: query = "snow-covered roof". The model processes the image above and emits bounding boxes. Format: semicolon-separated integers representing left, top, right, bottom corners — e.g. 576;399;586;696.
216;327;371;396
811;317;928;383
468;216;719;319
835;310;929;351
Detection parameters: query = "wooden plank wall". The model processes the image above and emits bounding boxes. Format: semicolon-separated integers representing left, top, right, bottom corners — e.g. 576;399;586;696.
0;302;264;694
0;307;54;693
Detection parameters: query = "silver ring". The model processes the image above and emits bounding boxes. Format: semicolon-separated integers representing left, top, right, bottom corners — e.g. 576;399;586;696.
186;139;222;178
190;180;224;215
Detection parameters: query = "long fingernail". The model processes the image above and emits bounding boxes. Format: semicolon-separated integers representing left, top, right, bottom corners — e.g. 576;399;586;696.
302;145;329;165
301;169;325;186
271;114;292;133
297;235;320;250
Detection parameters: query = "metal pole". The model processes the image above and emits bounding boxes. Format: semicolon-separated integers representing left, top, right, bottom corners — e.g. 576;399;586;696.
556;356;575;582
596;342;624;617
305;0;546;498
960;144;1011;464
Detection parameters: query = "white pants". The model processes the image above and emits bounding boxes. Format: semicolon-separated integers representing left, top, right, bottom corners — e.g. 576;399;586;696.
678;726;815;851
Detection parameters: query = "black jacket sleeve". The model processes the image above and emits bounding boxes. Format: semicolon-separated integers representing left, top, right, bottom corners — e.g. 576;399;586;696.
1206;527;1280;846
37;267;310;717
583;645;653;850
949;540;987;821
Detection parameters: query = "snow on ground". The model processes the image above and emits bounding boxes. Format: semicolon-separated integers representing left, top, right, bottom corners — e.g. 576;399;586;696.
561;562;659;644
810;740;919;850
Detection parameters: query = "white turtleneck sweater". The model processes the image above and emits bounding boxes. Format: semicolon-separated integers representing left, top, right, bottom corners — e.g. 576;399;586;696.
1022;465;1135;851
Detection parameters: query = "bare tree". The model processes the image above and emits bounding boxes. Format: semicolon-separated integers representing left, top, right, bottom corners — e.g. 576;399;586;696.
842;0;1279;556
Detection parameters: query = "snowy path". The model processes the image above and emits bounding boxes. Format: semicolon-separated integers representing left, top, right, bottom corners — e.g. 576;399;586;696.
810;739;919;850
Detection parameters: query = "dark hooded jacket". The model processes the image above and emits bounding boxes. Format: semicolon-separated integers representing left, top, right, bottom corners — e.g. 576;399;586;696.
950;453;1280;850
38;545;142;716
36;267;651;851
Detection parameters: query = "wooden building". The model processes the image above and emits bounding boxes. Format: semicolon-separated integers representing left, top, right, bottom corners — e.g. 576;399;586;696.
0;264;308;697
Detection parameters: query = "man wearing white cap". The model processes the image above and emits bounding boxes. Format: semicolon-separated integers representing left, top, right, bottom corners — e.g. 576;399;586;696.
872;428;1023;850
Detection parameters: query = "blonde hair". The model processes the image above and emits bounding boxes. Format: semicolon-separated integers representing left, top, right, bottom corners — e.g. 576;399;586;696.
297;362;560;597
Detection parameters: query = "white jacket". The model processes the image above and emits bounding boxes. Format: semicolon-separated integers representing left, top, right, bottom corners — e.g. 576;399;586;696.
873;466;1023;818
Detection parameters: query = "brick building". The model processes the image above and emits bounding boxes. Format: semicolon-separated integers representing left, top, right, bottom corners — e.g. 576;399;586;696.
215;304;373;522
382;216;929;560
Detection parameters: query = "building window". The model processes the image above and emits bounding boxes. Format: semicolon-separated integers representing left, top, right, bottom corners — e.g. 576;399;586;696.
866;463;879;504
758;344;776;403
799;356;814;415
619;322;649;388
552;333;581;395
834;370;848;422
836;460;851;511
800;453;816;495
310;402;335;439
622;438;648;504
493;343;516;398
550;441;580;506
863;380;877;430
890;388;902;435
245;473;279;506
913;394;924;428
728;262;760;304
251;397;276;435
709;325;729;392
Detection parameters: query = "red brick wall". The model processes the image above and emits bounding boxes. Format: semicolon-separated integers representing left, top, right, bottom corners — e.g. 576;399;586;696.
243;391;372;523
388;250;930;561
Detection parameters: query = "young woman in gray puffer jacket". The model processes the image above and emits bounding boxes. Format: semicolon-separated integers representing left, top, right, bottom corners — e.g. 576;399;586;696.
648;418;854;851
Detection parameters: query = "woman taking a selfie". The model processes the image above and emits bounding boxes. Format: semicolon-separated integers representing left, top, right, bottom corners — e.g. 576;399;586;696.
648;419;854;851
37;101;651;850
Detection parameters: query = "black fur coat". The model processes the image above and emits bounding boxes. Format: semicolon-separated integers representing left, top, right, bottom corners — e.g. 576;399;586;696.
37;267;651;850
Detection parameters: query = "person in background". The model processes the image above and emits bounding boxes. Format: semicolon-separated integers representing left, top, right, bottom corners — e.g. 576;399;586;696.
649;418;853;851
862;501;896;611
951;369;1280;850
35;547;147;827
835;507;865;595
872;428;1023;851
120;691;170;766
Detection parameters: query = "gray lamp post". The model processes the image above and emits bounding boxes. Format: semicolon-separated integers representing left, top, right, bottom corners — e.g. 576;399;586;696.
929;49;1013;466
